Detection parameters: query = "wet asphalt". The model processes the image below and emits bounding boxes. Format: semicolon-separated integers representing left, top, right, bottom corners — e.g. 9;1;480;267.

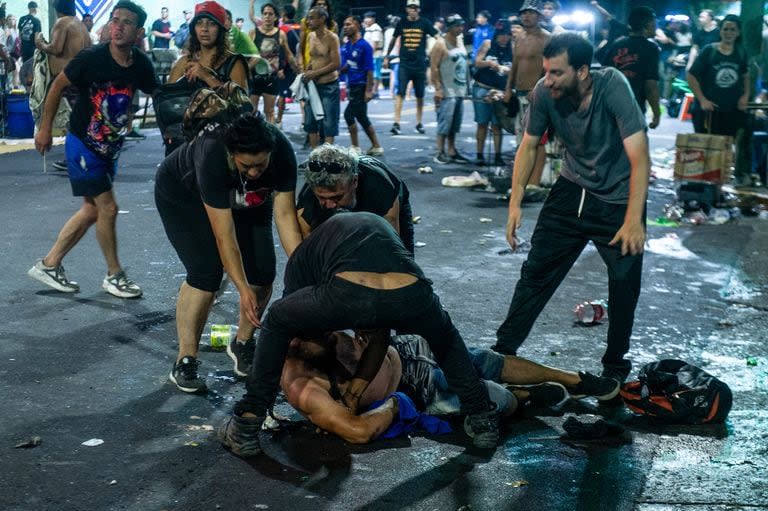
1;94;767;510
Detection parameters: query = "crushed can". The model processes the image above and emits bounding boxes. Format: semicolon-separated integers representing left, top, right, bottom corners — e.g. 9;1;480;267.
574;300;608;325
210;324;236;351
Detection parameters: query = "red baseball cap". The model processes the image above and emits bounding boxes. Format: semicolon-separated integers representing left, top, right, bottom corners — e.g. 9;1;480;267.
192;1;227;28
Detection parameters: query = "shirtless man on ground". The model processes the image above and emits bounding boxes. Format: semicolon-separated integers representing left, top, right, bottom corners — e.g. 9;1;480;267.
504;2;550;186
35;0;91;76
280;333;621;444
303;6;340;147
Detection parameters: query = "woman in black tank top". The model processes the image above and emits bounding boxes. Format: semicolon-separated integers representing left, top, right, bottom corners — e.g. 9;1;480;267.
250;2;298;123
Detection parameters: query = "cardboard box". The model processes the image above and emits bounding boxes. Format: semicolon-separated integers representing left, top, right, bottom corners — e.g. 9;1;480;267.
674;133;733;183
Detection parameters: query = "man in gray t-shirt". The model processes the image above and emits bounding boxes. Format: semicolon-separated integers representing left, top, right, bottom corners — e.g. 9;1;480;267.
494;33;650;386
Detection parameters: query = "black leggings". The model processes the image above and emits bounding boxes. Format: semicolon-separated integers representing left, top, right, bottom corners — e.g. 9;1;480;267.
235;277;491;417
344;84;372;129
155;181;276;292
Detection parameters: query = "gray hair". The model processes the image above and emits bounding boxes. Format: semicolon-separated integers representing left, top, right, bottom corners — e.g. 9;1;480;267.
304;144;358;189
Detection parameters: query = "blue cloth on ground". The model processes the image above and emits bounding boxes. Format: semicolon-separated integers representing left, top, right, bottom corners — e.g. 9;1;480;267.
368;391;452;439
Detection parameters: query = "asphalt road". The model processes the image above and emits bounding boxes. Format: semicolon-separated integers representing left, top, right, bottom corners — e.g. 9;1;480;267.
1;95;767;511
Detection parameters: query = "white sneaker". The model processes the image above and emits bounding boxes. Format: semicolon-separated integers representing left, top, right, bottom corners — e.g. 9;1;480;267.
366;146;385;156
349;145;361;154
27;260;79;293
102;270;142;298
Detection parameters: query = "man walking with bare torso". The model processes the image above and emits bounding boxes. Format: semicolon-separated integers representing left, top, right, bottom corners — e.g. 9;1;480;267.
35;0;90;76
504;1;550;185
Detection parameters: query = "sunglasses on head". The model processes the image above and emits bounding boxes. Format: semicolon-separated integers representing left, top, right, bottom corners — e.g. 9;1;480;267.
308;160;348;174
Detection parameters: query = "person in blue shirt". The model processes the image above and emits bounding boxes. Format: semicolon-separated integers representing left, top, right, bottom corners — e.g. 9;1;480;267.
341;15;383;155
472;10;494;58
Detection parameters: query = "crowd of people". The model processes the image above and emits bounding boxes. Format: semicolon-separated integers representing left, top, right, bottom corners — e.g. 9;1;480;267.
11;0;759;456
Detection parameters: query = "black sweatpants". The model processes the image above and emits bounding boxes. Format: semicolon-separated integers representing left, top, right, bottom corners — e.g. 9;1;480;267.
494;178;644;378
235;277;491;417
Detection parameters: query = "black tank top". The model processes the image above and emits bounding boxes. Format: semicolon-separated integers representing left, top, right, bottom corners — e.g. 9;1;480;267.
254;28;281;71
474;40;513;90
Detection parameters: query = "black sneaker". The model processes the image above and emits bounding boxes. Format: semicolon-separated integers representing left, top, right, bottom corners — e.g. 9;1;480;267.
218;414;264;457
125;129;146;140
433;152;450;164
169;356;208;393
463;403;499;449
390;122;401;135
51;160;68;172
415;123;425;134
450;152;471;164
227;338;255;377
567;371;620;401
508;382;569;409
493;155;506;167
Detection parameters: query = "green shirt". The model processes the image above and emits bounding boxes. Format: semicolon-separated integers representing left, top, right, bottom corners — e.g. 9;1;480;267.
229;27;258;55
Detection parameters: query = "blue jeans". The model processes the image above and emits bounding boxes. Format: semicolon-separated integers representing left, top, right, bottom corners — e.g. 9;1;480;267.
304;81;340;137
394;335;513;415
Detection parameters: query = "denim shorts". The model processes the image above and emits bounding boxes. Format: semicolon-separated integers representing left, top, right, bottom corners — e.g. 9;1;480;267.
472;85;499;126
304;81;340;137
436;97;464;136
393;334;513;416
65;133;118;197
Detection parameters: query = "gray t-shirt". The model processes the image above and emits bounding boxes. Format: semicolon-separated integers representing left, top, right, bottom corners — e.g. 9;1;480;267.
526;67;646;203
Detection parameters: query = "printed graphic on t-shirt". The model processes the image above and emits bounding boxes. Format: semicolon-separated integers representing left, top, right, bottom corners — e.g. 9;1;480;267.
85;81;135;159
610;48;640;78
19;19;35;42
232;186;271;209
714;64;739;88
402;28;425;52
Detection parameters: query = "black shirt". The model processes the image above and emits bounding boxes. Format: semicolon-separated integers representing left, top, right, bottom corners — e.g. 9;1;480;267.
18;14;41;61
474;40;513;90
689;44;747;111
156;123;297;209
392;17;437;68
693;27;720;49
297;156;401;227
152;19;172;48
600;35;660;112
65;44;158;160
284;212;424;295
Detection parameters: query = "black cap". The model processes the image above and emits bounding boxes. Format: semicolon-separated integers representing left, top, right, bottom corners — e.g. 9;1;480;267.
28;1;39;8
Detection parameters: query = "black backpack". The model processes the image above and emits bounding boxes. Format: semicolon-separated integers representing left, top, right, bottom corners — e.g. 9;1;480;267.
620;359;732;424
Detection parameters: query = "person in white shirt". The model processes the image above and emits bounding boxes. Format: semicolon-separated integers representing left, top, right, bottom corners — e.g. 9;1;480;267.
363;11;383;96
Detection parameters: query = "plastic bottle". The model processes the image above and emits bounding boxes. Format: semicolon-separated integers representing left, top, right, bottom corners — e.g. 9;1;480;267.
210;324;237;351
574;301;608;325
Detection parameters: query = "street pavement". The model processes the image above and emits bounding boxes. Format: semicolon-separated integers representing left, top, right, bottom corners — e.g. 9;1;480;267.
1;95;767;511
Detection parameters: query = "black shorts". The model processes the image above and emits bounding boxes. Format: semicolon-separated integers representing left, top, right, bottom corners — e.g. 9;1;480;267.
251;72;280;96
155;173;277;292
397;65;427;98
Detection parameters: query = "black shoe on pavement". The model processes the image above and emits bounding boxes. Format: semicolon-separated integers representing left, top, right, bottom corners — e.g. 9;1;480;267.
433;152;450;164
390;122;401;135
52;160;68;171
169;356;208;393
450;152;471;164
508;382;569;409
125;129;146;140
463;403;500;449
415;123;425;134
227;338;255;377
475;154;487;166
218;414;264;457
567;371;620;401
493;154;506;167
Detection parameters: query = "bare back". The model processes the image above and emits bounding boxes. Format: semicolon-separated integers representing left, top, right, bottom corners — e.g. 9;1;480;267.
49;16;92;76
511;29;550;91
307;29;339;84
